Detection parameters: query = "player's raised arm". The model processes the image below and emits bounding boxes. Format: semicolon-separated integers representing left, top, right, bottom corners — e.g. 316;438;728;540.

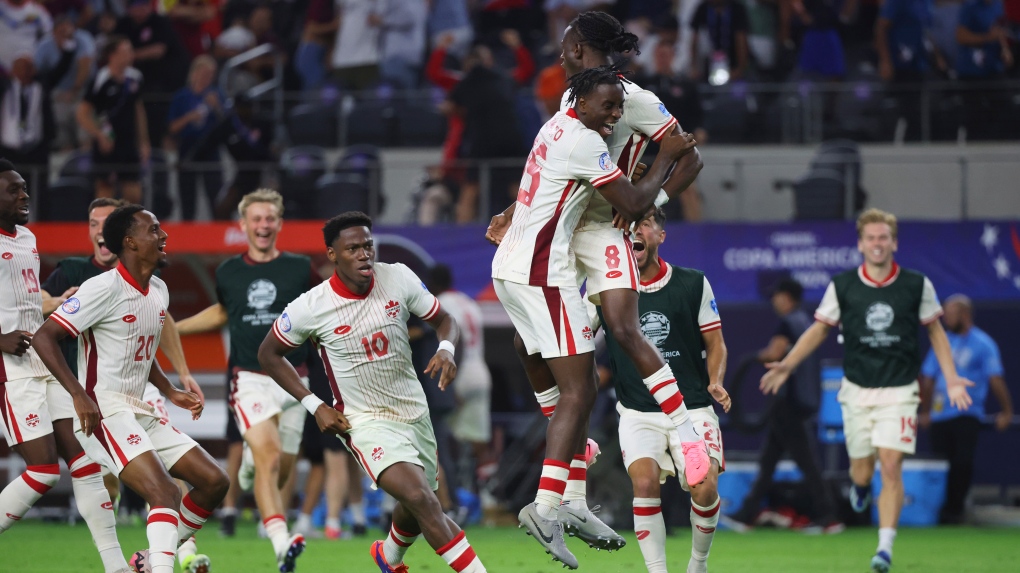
174;302;229;335
596;129;697;222
32;320;101;436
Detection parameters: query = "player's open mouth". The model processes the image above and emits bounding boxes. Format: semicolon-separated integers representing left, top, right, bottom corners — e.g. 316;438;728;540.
255;230;273;240
601;122;616;136
158;242;166;253
17;205;29;215
632;240;645;253
97;238;110;254
357;264;372;277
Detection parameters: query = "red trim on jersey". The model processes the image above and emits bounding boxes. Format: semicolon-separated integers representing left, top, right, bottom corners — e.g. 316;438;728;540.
560;300;577;356
234;403;252;430
640;258;669;287
565;108;578;119
700;321;722;333
617;139;634;178
651;117;678;142
421;298;441;321
341;433;376;481
116;263;149;295
50;313;80;337
0;226;16;238
529;180;577;286
814;313;839;327
623;233;638;290
103;424;130;467
437;530;467;556
2;384;24;443
85;331;99;403
271;322;299;348
591;169;623;188
691;502;720;518
318;346;345;413
329;272;374;299
633;505;662;516
859;262;900;288
629;137;648;174
540;287;561;351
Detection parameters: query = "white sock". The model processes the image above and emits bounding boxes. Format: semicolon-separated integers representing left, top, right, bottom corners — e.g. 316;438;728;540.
633;498;667;573
325;517;341;530
146;507;179;573
263;514;291;556
384;522;419;566
562;455;587;503
878;527;896;556
437;531;486;572
69;453;128;572
535;387;560;419
0;464;60;533
349;501;366;525
178;492;211;545
643;364;700;442
534;459;569;519
690;497;720;562
178;537;197;565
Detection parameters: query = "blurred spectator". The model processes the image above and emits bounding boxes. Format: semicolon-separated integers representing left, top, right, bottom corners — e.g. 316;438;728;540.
427;0;473;57
203;93;272;218
533;60;566;118
92;10;120;54
377;0;427;88
35;15;96;150
165;0;220;58
743;0;780;74
875;0;938;82
294;0;336;91
213;12;255;60
689;0;751;83
76;36;149;203
955;0;1012;78
631;15;680;76
41;0;90;22
167;55;226;220
330;0;382;90
0;0;54;75
793;0;846;78
622;0;674;29
0;54;54;177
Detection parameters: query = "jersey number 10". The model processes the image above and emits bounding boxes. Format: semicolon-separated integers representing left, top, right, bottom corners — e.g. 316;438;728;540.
361;332;390;361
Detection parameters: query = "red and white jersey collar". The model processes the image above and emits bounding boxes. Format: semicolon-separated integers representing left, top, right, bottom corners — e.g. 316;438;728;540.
858;261;900;288
116;263;149;295
329;272;374;299
639;258;672;293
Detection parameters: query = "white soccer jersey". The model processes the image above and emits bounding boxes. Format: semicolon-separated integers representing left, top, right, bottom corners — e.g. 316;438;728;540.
437;290;485;366
491;109;623;287
0;225;50;381
559;78;679;229
272;263;441;424
49;265;169;417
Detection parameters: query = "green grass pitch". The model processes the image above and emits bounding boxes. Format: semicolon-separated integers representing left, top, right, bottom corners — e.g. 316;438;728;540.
3;522;1017;572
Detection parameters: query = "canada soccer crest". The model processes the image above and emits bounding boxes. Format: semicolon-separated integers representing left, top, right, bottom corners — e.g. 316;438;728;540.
582;326;594;340
127;434;142;445
371;447;385;461
385;300;401;318
25;413;40;428
981;223;1020;292
159;310;166;326
252;402;263;414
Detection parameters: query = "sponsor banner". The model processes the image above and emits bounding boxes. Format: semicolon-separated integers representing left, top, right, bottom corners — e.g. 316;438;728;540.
29;221;1020;302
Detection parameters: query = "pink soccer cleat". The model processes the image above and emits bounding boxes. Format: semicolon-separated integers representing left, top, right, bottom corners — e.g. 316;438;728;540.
370;540;410;573
129;550;150;573
584;438;601;468
681;441;710;487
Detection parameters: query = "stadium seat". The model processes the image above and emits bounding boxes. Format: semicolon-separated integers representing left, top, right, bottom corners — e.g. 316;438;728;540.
287;102;340;147
792;167;850;220
393;101;446;147
59;150;93;179
702;89;751;143
43;177;92;221
279;146;328;218
315;173;376;217
336;145;383;209
345;99;398;146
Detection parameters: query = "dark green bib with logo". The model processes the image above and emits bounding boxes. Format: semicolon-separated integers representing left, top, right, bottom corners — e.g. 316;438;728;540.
215;253;312;370
833;267;927;388
598;265;712;412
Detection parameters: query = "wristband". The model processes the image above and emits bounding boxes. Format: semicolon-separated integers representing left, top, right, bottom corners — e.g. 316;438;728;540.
301;394;325;415
437;340;455;356
654;189;669;208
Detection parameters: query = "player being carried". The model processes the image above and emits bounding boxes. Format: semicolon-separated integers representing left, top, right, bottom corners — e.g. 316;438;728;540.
760;208;973;573
486;12;709;558
490;66;701;569
595;208;730;573
259;211;487;573
0;160;130;573
33;204;229;573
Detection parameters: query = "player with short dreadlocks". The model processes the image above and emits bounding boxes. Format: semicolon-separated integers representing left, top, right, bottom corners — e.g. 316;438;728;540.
486;10;715;565
491;65;697;569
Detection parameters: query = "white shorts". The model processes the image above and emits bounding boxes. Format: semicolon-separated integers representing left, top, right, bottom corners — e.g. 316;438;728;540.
838;379;920;458
141;383;171;425
342;415;439;491
78;410;198;476
449;360;492;443
571;224;639;305
0;376;76;445
493;279;595;358
230;371;308;455
618;404;725;491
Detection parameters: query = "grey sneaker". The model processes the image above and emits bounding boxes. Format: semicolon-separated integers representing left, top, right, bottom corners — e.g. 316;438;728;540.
559;503;626;551
518;503;579;569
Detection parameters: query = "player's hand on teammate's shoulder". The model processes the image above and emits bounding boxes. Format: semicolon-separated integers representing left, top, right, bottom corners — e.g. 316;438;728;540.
314;405;351;435
946;376;974;410
708;383;731;413
0;330;33;356
485;213;511;246
58;286;79;304
425;348;458;391
169;388;205;420
659;130;698;161
72;393;101;437
759;362;791;395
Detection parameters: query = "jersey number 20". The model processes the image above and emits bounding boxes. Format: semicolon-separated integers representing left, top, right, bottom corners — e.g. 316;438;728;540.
134;335;155;362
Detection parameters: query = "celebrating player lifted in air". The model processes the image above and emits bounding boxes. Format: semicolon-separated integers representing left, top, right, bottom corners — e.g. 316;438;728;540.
595;209;730;573
760;209;974;573
33;204;229;573
0;160;130;573
486;12;709;559
259;212;487;573
490;65;701;569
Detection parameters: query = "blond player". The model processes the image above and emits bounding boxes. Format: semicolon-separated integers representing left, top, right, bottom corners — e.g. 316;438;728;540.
33;204;229;573
259;211;487;573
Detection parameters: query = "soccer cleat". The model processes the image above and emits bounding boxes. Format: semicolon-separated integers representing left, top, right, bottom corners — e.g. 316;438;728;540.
870;550;892;572
324;525;342;540
182;553;211;573
277;533;306;572
352;523;368;537
370;540;410;572
850;485;872;513
559;503;626;551
129;550;150;573
238;444;256;492
518;503;578;570
681;440;711;487
718;513;753;533
584;438;601;468
219;512;236;537
687;556;708;573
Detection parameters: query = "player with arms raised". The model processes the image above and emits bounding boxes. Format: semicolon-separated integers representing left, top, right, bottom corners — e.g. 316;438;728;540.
0;159;130;573
760;208;973;573
33;205;229;573
259;212;487;573
491;66;699;568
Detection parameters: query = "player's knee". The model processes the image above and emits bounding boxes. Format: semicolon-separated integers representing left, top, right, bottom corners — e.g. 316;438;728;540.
631;474;660;498
559;383;596;412
607;320;641;350
401;485;438;515
151;481;183;510
513;332;529;359
207;466;230;501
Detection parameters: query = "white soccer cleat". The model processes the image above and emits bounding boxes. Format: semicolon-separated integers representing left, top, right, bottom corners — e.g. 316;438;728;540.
277;533;306;572
238;444;256;492
558;502;626;551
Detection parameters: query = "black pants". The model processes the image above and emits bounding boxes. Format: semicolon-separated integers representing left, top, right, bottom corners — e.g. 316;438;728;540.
930;416;981;523
735;400;837;523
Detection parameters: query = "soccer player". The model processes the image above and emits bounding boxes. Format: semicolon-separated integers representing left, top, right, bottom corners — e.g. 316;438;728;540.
485;12;708;551
259;211;488;573
175;189;318;571
490;65;698;568
760;208;974;573
38;197;211;572
33;204;229;573
595;208;730;573
0;159;130;573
